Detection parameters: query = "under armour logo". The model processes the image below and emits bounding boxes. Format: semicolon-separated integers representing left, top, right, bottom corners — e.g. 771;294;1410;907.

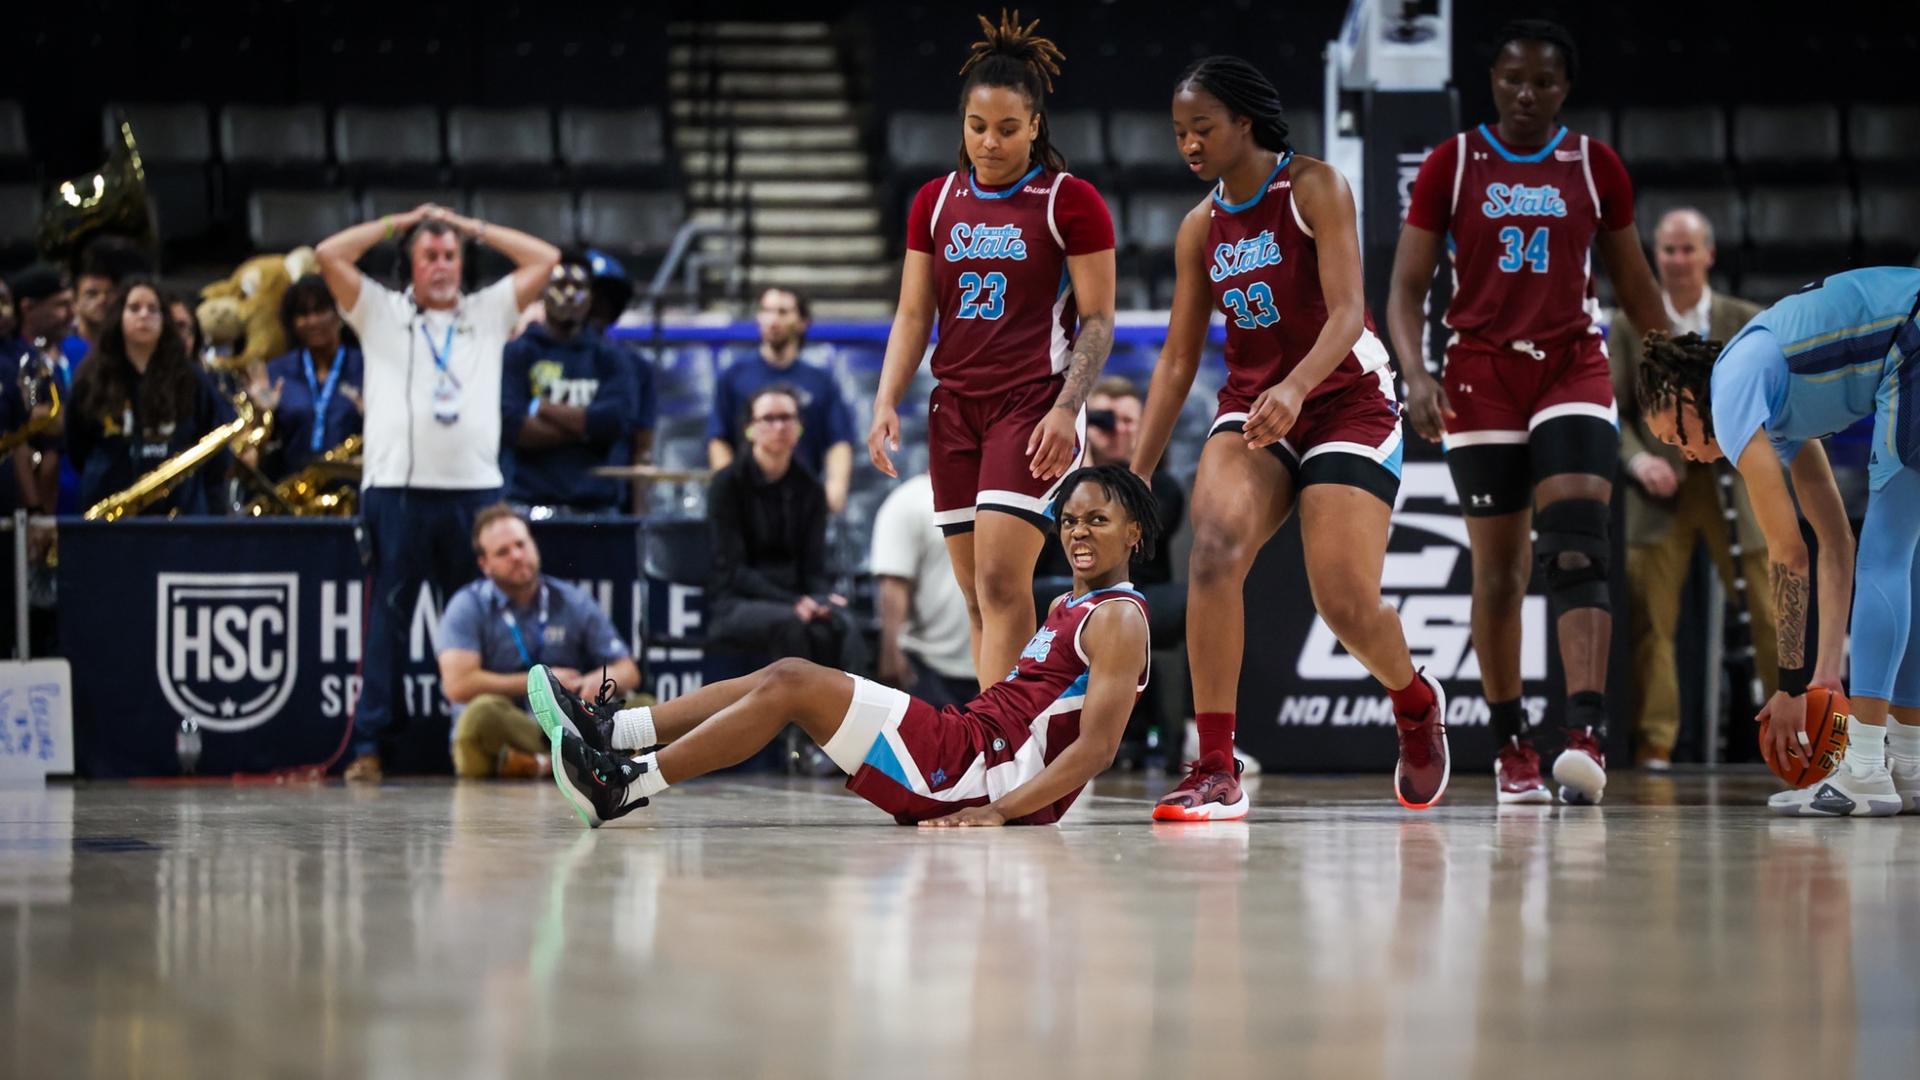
1470;494;1495;508
1473;152;1489;160
930;768;947;786
1456;383;1473;393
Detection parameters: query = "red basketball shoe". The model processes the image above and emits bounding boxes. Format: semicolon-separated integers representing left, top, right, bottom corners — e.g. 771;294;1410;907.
1152;752;1249;821
1394;671;1450;809
1494;737;1552;804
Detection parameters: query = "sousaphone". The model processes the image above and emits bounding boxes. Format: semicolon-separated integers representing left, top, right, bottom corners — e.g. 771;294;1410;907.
39;111;159;270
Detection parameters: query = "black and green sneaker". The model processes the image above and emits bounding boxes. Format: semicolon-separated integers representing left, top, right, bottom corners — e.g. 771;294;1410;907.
526;664;619;753
551;729;650;829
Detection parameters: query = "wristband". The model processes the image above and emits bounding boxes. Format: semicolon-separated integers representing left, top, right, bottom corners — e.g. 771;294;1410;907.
383;216;396;241
1778;665;1810;698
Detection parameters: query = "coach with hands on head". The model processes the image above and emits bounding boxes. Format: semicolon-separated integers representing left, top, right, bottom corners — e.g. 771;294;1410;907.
316;202;559;782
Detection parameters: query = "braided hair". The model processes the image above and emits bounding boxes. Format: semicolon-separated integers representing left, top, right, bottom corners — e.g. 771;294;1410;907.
1174;56;1292;154
956;9;1068;173
1636;331;1722;439
1049;463;1164;562
1491;19;1579;82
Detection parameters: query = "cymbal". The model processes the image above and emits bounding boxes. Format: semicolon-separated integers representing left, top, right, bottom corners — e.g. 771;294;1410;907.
591;464;714;482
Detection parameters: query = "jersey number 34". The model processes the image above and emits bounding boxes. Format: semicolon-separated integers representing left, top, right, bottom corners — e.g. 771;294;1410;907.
1497;226;1551;273
957;271;1008;319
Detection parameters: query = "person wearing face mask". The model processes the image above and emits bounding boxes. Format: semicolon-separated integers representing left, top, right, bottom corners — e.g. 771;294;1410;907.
314;203;559;782
253;275;365;480
1606;209;1771;768
501;253;640;516
66;278;234;516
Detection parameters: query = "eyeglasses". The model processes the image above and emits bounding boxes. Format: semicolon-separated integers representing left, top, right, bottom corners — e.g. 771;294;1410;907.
753;413;800;427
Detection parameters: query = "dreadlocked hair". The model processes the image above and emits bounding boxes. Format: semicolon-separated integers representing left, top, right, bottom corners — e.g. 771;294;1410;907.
956;9;1068;173
1636;331;1723;439
1175;55;1292;154
1050;463;1164;562
1491;19;1580;82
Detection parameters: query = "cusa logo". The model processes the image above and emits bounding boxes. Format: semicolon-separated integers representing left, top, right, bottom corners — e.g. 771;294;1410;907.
156;573;299;733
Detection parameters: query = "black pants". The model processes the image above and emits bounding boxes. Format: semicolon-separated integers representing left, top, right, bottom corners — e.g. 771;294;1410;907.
708;598;869;674
355;487;500;758
907;651;979;709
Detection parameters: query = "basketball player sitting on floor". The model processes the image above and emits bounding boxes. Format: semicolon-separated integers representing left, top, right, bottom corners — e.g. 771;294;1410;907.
530;464;1159;827
1638;266;1920;818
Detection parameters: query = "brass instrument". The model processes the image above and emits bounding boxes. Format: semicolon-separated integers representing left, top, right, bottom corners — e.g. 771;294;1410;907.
39;113;158;270
0;349;61;456
243;435;363;518
84;394;266;522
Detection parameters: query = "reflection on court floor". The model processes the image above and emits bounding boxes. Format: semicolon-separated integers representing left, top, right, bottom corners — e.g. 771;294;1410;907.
1;774;1916;1079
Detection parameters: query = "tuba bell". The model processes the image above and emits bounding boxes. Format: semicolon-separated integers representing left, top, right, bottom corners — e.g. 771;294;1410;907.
38;112;158;271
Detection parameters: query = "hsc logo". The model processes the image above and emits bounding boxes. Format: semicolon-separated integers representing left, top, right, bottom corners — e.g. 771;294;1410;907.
156;573;299;733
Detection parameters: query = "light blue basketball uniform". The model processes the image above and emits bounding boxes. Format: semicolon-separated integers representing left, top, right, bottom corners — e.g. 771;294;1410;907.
1709;266;1920;704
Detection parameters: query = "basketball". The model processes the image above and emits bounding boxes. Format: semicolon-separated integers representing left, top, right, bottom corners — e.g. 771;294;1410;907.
1759;687;1851;787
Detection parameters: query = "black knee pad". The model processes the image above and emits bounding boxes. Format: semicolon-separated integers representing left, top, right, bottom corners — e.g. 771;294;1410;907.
1535;499;1612;618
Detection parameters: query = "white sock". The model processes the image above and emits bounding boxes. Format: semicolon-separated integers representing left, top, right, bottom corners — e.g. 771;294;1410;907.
621;752;669;807
1847;722;1887;770
613;706;656;750
1886;719;1920;764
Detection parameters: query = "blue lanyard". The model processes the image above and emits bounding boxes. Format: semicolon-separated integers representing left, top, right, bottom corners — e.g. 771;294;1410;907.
498;585;549;670
301;347;345;452
420;321;456;374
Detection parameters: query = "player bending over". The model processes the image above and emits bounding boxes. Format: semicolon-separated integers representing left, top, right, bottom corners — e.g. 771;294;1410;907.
1639;266;1920;817
532;464;1158;828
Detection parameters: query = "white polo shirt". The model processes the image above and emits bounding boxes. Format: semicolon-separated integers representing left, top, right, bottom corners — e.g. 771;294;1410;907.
345;276;522;490
868;474;974;680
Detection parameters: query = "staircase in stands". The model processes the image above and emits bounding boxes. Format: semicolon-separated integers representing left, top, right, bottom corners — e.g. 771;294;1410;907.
668;21;894;319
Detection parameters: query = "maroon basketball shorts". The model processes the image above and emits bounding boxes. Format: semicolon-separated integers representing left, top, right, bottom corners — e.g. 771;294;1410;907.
1439;334;1620;516
927;376;1087;535
823;674;1061;824
1209;366;1404;505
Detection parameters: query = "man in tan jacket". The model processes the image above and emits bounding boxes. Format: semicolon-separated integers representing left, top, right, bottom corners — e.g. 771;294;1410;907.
1608;208;1774;767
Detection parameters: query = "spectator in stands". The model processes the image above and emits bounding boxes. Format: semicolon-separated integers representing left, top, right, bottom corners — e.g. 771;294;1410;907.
0;277;13;342
164;291;204;366
4;266;76;514
67;236;152;364
1609;207;1774;767
438;504;640;778
7;263;78;511
870;472;977;708
707;286;854;513
66;278;234;516
707;385;865;669
252;274;364;479
316;202;559;782
585;249;660;515
501;253;640;516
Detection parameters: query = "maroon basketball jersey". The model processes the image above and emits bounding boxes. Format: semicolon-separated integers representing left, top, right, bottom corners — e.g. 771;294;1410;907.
1206;153;1390;412
1418;125;1626;351
912;167;1106;397
961;584;1149;823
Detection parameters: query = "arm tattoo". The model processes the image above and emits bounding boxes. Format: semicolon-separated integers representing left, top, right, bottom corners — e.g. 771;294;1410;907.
1054;313;1113;412
1771;561;1809;669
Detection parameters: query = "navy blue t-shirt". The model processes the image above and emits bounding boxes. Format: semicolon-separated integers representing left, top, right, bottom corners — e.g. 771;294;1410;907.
65;368;237;516
263;346;365;475
705;348;856;476
501;324;640;511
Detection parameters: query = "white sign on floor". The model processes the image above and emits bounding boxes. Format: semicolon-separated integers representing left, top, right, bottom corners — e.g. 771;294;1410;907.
0;659;74;780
